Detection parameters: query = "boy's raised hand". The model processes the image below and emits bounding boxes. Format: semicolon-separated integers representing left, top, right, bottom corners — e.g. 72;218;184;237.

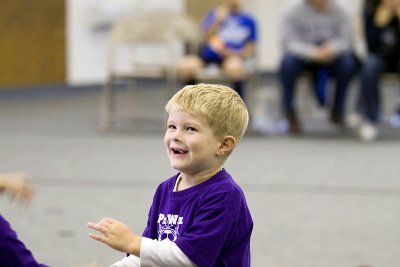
87;217;141;256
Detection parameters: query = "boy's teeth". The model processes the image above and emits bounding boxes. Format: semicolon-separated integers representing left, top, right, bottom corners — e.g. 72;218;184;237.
173;148;186;154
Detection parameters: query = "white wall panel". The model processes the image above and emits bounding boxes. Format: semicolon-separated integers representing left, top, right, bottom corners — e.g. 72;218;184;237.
66;0;184;85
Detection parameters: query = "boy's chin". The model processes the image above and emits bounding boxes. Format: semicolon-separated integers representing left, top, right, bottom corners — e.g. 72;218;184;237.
169;162;184;171
170;164;192;175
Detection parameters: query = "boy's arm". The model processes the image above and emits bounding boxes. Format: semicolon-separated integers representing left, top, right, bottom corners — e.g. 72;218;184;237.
140;237;197;266
87;218;141;257
110;254;140;267
87;218;197;266
107;239;196;267
110;241;196;267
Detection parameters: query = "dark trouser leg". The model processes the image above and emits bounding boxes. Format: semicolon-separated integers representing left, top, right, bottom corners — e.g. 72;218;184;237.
183;79;197;86
279;53;304;113
279;53;304;133
359;54;384;123
330;53;357;124
232;80;244;100
396;60;400;114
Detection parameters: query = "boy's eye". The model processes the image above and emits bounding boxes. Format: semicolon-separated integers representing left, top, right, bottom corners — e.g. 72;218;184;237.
187;127;197;132
167;124;176;129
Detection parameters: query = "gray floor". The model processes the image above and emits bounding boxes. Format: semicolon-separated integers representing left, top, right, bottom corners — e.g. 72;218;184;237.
1;81;400;267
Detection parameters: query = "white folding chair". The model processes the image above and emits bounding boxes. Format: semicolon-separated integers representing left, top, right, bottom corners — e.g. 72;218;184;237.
98;12;198;130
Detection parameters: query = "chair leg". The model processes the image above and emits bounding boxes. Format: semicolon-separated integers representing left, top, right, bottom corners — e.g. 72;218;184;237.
166;75;177;100
163;75;177;128
99;77;115;131
245;76;258;132
127;78;137;123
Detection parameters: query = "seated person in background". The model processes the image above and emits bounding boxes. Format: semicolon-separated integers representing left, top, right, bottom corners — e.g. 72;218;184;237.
279;0;358;133
176;0;257;100
347;0;400;141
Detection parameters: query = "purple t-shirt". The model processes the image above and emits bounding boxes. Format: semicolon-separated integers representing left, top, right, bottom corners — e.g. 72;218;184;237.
0;215;49;267
142;169;253;267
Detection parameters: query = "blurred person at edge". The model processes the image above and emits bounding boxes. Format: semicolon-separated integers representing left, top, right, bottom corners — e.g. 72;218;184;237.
0;172;49;267
347;0;400;141
0;172;97;267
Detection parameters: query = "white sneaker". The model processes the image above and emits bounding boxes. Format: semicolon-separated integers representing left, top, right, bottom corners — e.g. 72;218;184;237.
346;113;363;130
358;122;378;142
390;112;400;128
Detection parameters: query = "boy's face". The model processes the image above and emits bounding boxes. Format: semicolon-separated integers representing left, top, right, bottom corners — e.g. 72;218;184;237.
164;107;223;178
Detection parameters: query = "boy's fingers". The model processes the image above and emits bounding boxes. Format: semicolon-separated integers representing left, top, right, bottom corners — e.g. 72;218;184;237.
87;222;101;231
87;222;109;235
88;233;103;242
103;217;115;224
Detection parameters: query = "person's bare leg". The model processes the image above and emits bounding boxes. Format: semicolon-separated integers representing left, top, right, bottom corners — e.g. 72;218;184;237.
223;55;246;98
176;55;204;85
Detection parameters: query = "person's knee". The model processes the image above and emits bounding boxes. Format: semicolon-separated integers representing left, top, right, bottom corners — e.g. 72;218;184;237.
280;53;301;74
176;55;203;80
333;54;358;82
362;55;383;76
279;53;304;86
336;53;357;72
222;55;246;80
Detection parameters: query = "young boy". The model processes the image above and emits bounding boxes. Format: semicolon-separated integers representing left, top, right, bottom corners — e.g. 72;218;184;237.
87;83;253;266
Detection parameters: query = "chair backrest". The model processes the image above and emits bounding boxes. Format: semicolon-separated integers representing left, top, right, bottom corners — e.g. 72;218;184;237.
111;14;175;44
108;12;199;76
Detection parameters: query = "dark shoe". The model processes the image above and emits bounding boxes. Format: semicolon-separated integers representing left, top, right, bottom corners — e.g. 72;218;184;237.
330;110;344;126
286;110;302;134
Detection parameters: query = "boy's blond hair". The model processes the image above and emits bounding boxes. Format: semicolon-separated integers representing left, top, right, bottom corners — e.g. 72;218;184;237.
165;83;249;142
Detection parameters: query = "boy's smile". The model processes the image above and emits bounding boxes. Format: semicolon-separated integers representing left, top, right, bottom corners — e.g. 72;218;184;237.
164;107;223;182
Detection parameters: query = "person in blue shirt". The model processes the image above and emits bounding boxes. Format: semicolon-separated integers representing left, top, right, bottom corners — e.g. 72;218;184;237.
176;0;257;99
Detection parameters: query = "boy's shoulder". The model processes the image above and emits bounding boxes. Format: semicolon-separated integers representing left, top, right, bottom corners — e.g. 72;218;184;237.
211;169;244;193
197;169;247;206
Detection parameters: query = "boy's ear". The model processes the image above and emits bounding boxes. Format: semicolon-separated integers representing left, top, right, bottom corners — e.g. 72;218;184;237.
217;136;236;156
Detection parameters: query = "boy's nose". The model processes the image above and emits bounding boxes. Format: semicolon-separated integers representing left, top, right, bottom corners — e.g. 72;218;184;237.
172;130;182;142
